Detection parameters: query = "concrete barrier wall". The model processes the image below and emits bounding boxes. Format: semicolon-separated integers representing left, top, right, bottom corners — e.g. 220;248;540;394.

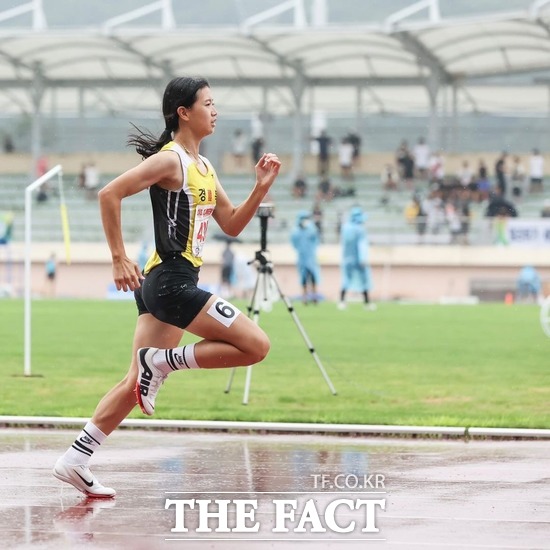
2;242;549;302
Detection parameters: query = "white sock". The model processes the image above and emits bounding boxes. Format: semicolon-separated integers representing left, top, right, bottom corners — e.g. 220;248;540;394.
62;421;106;466
152;343;200;371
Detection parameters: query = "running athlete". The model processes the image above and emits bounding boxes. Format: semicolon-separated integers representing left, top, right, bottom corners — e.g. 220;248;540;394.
53;76;281;498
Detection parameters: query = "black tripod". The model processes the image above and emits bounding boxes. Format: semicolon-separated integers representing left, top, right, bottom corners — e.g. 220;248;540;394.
225;204;337;405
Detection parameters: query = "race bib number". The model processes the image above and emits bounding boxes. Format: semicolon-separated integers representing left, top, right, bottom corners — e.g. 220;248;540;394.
207;298;241;328
191;205;214;257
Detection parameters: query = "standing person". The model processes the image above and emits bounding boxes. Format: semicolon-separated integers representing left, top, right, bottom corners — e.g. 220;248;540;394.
84;162;100;200
231;129;247;171
43;252;56;298
381;163;400;191
495;152;508;197
52;76;281;498
510;155;526;199
251;136;264;165
290;211;321;305
346;130;362;169
413;137;430;181
396;140;415;190
313;130;332;176
338;136;355;181
36;154;49;177
220;240;235;298
338;206;375;311
528;148;544;193
477;158;491;202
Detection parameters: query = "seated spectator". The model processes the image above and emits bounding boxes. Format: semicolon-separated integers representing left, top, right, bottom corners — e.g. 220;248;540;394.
428;151;445;186
292;173;308;198
485;190;518;218
541;200;550;218
381;163;400;191
3;135;14;153
404;193;427;240
317;175;334;202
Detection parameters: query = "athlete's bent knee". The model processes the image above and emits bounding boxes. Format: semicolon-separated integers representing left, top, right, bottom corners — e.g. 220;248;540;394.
242;330;271;365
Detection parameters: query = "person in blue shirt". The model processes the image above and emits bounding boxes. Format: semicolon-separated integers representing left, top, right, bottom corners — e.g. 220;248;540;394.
339;205;376;310
290;210;321;304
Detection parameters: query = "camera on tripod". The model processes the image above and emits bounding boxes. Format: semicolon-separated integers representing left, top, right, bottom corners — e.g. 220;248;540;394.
226;199;337;404
256;202;275;219
256;203;274;253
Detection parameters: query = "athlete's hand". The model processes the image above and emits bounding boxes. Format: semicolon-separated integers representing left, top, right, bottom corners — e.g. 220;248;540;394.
112;256;144;292
255;153;281;191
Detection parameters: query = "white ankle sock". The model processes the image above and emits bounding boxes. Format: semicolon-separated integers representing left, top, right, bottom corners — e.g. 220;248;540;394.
62;421;106;466
152;343;200;371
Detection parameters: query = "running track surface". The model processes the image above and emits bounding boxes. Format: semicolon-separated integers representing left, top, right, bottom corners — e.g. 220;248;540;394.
1;428;549;549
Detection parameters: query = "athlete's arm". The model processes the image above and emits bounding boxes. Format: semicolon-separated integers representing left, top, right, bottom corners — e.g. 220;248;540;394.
213;153;281;237
98;152;180;291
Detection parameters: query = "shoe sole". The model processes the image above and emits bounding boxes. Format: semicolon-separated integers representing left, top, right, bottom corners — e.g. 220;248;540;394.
135;348;156;416
134;380;153;416
53;468;116;499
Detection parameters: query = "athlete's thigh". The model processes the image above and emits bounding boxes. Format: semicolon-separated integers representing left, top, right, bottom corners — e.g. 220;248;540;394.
185;295;262;347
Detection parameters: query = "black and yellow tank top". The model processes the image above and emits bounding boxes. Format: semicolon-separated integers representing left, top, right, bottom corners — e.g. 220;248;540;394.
143;141;217;274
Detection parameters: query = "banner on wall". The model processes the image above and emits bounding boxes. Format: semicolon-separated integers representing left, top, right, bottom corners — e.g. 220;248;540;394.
505;219;550;247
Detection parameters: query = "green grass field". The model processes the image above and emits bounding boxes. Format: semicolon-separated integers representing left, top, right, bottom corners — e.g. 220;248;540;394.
1;299;548;428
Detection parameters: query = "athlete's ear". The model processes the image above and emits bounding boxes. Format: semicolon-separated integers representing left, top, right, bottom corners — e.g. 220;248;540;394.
177;106;190;121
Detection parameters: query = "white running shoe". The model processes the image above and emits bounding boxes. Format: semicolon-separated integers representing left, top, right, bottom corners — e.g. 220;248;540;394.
337;301;347;310
366;303;378;311
53;457;116;498
135;347;167;416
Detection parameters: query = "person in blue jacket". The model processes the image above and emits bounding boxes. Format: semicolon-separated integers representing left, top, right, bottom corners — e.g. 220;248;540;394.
516;265;541;303
290;210;321;304
339;205;376;310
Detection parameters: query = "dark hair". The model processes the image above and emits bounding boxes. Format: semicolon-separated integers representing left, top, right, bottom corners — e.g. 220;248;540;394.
128;76;210;159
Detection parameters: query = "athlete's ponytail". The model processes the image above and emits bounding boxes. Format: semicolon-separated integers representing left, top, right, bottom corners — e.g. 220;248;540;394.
128;76;210;159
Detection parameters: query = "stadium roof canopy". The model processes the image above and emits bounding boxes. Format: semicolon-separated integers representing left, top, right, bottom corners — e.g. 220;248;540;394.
2;0;550;164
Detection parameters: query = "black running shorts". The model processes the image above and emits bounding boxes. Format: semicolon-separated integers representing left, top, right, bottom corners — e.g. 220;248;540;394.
134;255;212;329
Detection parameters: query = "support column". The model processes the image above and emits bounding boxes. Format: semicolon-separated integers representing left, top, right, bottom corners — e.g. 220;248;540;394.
78;86;86;153
355;85;364;136
451;82;458;153
30;62;45;177
427;71;440;151
290;62;306;179
261;86;270;144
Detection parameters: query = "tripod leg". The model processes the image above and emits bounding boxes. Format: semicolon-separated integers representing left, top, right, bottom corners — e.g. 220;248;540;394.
224;368;236;394
225;270;262;395
242;273;263;405
270;274;337;396
243;361;253;405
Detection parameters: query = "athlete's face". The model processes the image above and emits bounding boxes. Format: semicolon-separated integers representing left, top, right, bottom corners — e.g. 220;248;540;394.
188;86;217;137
